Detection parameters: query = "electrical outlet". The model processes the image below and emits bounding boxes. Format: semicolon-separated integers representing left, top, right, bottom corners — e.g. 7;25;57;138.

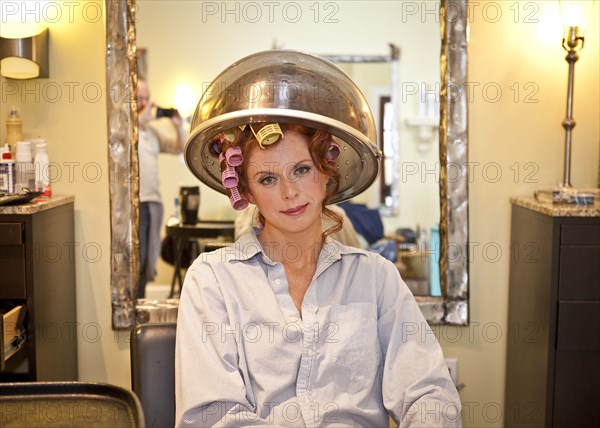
445;358;459;385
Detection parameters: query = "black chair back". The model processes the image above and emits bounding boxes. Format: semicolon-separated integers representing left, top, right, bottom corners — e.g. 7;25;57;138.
130;322;176;428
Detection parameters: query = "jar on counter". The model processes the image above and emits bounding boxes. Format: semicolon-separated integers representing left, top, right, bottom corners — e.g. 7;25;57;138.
0;148;16;194
15;141;36;194
34;142;52;197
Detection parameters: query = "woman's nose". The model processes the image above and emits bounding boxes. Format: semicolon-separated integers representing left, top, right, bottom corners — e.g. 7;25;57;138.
281;179;299;199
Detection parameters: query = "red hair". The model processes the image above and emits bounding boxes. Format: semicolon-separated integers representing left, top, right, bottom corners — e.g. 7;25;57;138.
213;123;343;239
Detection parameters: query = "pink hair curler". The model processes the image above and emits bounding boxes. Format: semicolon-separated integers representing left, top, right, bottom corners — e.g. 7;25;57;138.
221;166;239;189
225;146;243;167
229;187;249;211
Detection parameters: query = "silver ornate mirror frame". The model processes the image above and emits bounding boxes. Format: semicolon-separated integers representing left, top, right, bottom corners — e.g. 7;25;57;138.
105;0;469;329
106;0;139;329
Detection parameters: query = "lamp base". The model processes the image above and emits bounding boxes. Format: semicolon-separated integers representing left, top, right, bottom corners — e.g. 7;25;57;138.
534;186;599;206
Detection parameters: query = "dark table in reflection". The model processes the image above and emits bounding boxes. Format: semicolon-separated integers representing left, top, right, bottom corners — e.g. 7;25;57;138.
165;220;235;297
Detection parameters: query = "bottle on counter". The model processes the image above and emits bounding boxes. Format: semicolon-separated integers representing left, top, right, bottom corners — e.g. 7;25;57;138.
29;138;45;162
34;141;51;198
166;197;181;226
0;145;16;194
14;141;36;194
415;223;428;252
5;106;23;158
429;224;441;297
174;197;181;223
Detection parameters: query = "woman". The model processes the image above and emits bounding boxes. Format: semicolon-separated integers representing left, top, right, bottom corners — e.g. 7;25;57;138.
175;122;461;427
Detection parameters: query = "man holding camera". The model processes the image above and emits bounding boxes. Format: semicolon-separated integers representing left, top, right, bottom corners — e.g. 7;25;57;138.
136;79;186;298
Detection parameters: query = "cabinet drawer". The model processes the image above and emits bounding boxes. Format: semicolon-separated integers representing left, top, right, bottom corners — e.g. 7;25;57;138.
561;223;600;247
1;305;26;370
0;244;26;299
0;223;23;245
556;302;600;351
558;246;600;301
552;349;600;427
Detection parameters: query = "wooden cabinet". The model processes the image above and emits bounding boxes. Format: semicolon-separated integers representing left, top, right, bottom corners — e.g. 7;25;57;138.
0;197;77;381
505;198;600;427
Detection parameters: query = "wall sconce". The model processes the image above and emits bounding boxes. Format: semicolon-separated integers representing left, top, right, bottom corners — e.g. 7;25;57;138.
535;0;598;205
174;84;198;120
0;28;49;79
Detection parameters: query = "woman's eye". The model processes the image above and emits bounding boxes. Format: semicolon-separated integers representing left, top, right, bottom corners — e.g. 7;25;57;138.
258;176;276;185
295;165;311;176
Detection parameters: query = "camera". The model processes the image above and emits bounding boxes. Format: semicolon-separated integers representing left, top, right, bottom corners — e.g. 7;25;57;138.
156;107;178;118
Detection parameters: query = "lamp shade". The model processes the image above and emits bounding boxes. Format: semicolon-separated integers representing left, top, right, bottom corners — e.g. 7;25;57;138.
0;57;40;79
559;0;596;34
0;28;49;79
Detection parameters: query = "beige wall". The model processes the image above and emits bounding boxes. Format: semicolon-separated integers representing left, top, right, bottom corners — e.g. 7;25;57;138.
1;1;598;426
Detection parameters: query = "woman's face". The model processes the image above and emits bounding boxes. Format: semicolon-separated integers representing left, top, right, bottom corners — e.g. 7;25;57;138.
244;130;329;236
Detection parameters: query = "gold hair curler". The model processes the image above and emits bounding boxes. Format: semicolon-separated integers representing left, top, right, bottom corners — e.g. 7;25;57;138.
250;123;283;149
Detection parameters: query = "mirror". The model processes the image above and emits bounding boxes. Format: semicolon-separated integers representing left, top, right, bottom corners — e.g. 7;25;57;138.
106;0;469;328
318;47;400;215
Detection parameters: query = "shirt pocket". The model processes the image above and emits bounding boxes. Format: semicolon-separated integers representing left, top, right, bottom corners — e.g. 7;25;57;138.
330;302;380;375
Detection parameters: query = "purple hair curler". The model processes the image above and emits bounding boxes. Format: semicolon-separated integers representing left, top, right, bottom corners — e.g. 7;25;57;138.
327;142;341;161
225;146;243;167
211;141;222;156
229;187;249;211
221;166;239;189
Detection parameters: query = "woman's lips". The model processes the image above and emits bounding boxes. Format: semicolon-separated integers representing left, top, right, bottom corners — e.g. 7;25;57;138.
281;204;308;216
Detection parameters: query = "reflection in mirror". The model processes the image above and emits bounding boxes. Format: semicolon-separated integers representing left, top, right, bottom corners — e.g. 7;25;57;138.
106;0;469;328
320;45;400;216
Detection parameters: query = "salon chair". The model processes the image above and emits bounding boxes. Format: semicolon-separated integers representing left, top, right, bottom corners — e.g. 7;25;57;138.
130;322;177;428
0;381;144;427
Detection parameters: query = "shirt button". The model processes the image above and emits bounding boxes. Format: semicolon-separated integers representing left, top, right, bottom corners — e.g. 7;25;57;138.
274;279;281;285
306;349;314;357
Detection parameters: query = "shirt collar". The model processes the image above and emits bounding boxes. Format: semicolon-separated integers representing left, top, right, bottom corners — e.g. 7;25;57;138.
229;230;264;262
231;229;366;265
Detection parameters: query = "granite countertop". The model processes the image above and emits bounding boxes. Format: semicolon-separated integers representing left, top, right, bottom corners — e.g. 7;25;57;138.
511;196;600;217
0;195;75;215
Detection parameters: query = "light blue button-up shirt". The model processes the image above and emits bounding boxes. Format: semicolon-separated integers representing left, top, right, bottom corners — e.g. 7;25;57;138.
176;231;461;427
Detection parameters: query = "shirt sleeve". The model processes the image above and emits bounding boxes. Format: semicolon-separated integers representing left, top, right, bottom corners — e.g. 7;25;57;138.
148;117;185;154
376;256;463;427
175;260;273;427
